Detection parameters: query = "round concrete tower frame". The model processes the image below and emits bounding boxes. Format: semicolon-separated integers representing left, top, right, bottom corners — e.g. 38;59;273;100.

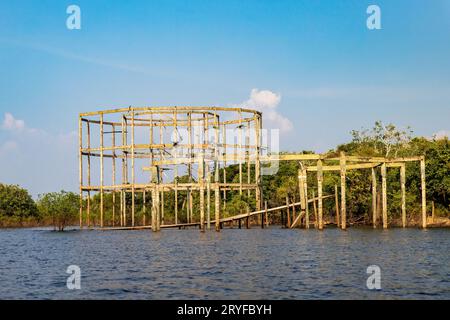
78;107;263;231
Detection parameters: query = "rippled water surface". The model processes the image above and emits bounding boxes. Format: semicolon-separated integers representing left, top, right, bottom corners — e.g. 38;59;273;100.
0;227;448;299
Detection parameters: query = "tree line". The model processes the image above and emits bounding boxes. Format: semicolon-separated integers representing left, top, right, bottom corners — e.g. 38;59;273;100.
1;122;449;230
0;186;78;231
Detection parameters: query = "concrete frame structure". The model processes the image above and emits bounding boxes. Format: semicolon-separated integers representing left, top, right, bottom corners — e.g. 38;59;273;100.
79;107;428;232
79;106;262;232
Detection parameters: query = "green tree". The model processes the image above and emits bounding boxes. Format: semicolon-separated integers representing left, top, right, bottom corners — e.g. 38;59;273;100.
227;194;252;215
350;121;413;157
37;191;79;231
342;123;450;220
0;183;38;220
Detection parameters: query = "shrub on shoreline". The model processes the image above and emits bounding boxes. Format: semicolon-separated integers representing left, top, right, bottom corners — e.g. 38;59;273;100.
37;191;78;231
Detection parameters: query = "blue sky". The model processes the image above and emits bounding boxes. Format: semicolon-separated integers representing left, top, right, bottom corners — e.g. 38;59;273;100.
1;0;450;196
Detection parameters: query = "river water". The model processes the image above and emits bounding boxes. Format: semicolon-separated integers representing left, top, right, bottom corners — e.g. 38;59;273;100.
0;227;448;299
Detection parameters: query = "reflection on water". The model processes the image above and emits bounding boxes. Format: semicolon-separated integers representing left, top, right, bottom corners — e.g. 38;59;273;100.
0;227;448;299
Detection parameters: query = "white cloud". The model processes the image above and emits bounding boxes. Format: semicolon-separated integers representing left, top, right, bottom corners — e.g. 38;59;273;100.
239;89;293;133
243;88;281;109
0;113;78;196
2;113;25;131
433;130;450;140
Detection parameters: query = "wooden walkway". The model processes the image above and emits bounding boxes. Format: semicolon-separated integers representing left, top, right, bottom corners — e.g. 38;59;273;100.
98;195;333;231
